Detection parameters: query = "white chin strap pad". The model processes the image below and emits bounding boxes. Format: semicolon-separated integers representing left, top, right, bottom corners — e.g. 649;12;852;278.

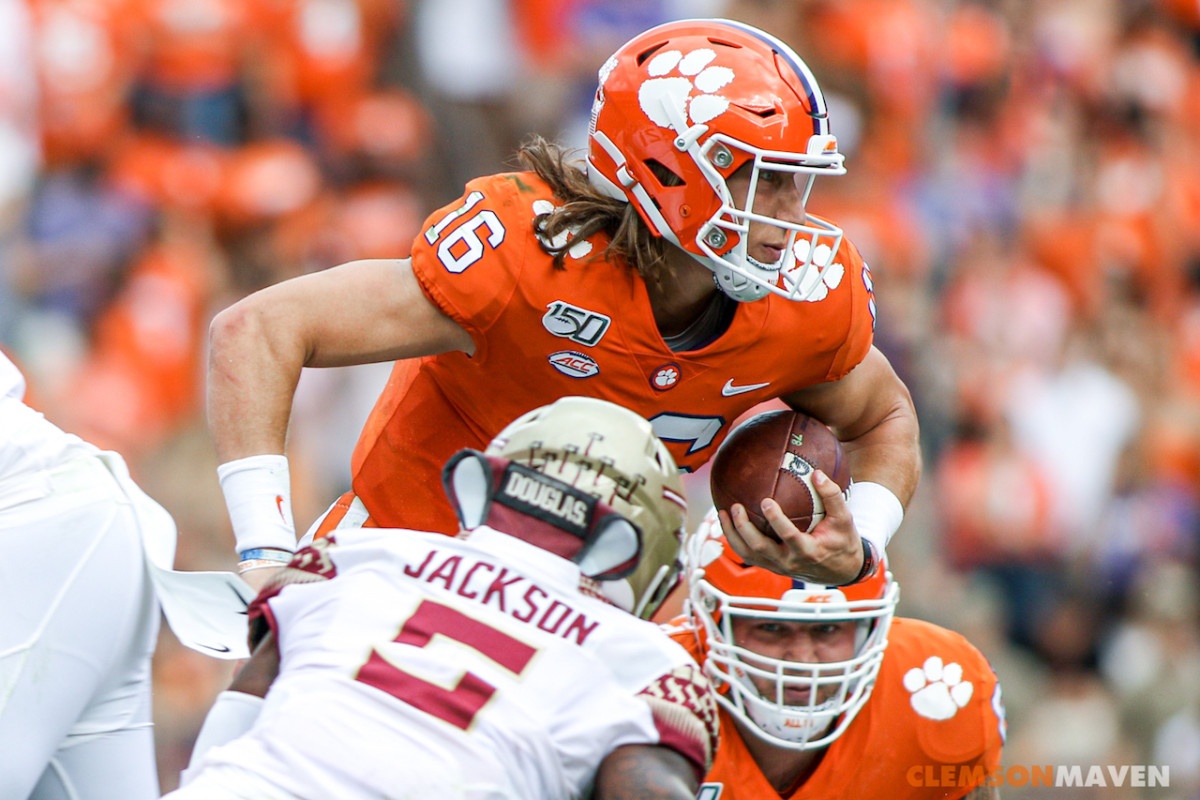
711;261;771;302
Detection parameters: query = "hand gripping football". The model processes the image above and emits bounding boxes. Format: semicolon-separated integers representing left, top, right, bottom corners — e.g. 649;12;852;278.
710;410;852;539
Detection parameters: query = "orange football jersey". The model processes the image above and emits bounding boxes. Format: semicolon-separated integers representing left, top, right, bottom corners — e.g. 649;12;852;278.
344;171;876;535
670;617;1006;800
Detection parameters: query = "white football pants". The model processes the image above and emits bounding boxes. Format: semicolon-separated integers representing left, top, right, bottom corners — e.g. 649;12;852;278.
0;455;164;799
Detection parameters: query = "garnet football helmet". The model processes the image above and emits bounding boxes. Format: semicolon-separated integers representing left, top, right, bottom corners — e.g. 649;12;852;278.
587;18;846;303
472;397;688;619
685;507;897;749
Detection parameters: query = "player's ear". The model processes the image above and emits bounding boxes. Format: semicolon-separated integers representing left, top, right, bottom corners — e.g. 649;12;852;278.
442;449;494;529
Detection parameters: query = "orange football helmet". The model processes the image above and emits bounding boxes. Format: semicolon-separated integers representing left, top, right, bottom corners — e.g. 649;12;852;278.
686;507;897;749
587;18;846;303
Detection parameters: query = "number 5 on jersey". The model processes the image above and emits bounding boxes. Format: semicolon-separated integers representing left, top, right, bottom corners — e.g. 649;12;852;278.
355;599;537;730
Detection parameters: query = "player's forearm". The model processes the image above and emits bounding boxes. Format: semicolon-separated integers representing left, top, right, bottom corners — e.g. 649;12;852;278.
207;297;306;464
783;347;922;506
832;399;920;557
782;348;920;558
207;294;309;564
839;399;922;507
187;629;279;771
593;745;699;800
229;630;282;698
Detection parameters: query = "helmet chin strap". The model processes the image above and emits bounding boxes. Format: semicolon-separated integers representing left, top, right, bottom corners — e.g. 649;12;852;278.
725;663;844;750
708;252;775;302
744;694;840;748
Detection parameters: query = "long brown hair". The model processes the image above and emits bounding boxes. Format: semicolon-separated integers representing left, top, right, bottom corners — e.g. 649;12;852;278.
516;136;674;285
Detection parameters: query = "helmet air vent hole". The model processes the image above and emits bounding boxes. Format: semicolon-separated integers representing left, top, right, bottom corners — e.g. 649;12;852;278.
636;43;669;66
732;105;777;119
705;37;743;50
645;159;685;187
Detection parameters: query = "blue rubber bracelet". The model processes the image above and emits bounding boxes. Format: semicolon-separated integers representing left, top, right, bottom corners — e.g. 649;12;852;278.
239;548;293;563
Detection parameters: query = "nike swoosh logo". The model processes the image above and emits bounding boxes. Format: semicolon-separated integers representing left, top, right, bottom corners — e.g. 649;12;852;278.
722;379;771;396
198;643;232;653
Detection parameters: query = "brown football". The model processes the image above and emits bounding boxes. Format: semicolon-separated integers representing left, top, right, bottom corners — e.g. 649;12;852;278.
709;410;852;540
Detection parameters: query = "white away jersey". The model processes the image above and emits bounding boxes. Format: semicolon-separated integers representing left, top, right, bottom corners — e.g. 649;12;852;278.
187;526;717;799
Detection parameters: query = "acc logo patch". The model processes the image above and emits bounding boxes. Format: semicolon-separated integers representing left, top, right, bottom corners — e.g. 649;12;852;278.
549;350;599;378
542;301;611;347
650;363;681;391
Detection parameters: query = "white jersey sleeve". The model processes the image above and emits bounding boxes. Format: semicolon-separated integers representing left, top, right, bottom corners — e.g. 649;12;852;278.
1;350;25;401
192;526;717;799
0;351;95;485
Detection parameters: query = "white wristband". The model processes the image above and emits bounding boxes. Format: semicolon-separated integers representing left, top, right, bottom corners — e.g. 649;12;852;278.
185;691;264;773
217;454;297;555
844;480;904;553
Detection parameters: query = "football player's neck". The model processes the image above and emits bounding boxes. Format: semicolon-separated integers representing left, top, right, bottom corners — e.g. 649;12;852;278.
737;719;828;793
646;255;722;339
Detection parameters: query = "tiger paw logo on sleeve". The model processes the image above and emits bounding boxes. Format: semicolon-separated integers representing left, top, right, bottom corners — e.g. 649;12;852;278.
903;655;975;721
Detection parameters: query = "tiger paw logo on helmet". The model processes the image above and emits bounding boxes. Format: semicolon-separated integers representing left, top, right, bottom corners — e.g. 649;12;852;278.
634;47;735;128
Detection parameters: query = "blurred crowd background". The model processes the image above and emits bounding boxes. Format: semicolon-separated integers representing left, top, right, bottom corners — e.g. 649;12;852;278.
1;0;1198;796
